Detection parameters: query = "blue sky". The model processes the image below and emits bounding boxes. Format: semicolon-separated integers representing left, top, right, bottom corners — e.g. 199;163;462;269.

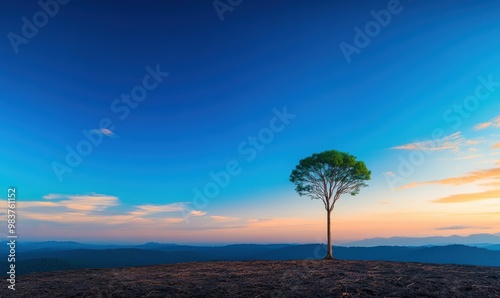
1;0;500;244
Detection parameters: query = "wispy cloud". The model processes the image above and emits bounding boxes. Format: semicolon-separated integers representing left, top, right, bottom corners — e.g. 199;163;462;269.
474;115;500;130
398;163;500;203
162;218;184;223
435;225;490;230
390;132;465;153
43;194;65;200
90;128;117;137
397;182;419;190
399;167;500;190
474;122;493;130
481;181;500;188
453;154;482;160
466;140;481;145
493;142;500;149
41;193;119;211
190;210;207;216
425;167;500;185
8;193;259;232
210;215;241;222
17;194;189;225
435;225;473;230
433;189;500;203
134;203;187;213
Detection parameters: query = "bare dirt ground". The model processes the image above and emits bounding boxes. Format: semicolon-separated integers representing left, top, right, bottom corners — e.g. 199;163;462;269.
4;260;500;297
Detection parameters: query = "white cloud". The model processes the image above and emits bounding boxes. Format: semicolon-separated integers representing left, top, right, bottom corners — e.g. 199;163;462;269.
14;194;212;228
466;140;481;145
90;128;116;137
390;132;465;153
210;215;241;222
454;155;482;160
43;194;65;200
190;210;207;216
474;115;500;130
40;193;119;211
3;193;297;236
134;203;187;213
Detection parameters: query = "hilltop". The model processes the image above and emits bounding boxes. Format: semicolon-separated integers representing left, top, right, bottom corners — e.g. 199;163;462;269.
3;242;500;275
7;260;500;297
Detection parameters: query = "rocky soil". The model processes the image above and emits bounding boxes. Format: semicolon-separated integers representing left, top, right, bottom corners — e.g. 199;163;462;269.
4;260;500;297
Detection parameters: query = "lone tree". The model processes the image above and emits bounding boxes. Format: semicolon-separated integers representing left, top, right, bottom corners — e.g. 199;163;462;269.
290;150;371;259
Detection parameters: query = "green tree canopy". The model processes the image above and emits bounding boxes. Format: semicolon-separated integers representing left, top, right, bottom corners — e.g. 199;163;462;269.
290;150;371;259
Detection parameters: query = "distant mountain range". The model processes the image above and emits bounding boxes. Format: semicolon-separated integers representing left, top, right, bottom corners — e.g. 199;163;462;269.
11;240;179;252
2;234;500;275
341;233;500;247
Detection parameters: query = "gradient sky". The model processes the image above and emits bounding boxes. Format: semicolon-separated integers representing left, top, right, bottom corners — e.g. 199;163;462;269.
1;0;500;244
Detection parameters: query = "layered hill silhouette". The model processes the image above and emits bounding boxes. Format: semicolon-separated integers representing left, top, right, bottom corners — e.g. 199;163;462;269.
342;233;500;247
2;240;500;275
3;235;500;296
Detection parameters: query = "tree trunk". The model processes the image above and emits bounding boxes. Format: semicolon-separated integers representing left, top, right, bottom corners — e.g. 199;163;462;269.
325;210;334;259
